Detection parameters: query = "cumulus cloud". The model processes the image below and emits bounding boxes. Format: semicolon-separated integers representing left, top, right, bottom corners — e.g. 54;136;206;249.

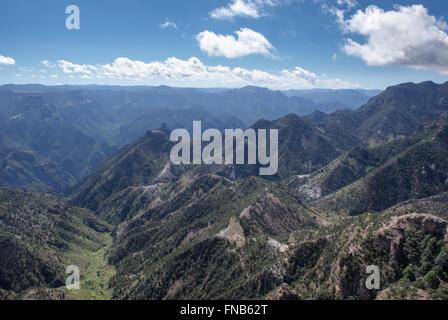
48;56;358;90
197;28;274;58
58;60;97;75
160;19;177;29
211;0;263;19
0;55;15;65
341;5;448;74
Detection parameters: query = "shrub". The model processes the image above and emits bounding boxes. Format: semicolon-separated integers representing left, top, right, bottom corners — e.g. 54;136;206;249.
424;268;440;289
402;264;416;282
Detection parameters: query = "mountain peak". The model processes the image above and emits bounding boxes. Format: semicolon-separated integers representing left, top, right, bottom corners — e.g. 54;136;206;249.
384;80;437;92
303;110;329;124
238;86;275;94
159;122;171;136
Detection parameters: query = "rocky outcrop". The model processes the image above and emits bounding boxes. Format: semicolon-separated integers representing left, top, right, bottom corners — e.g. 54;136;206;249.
267;238;289;253
374;213;448;258
217;217;245;247
268;284;300;300
329;254;371;299
328;213;448;299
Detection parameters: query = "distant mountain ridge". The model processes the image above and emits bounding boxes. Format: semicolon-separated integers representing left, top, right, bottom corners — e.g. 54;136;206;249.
0;83;382;192
116;108;245;146
314;81;448;143
284;88;381;111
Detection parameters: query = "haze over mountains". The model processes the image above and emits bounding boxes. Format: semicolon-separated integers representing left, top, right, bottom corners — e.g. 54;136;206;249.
2;81;448;300
0;84;378;193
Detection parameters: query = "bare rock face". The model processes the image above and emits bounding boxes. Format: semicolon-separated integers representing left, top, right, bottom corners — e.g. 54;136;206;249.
329;254;370;299
153;161;175;184
217;217;245;248
374;213;448;258
268;284;300;300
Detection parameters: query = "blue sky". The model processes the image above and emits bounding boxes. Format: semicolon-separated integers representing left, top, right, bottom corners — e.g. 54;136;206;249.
0;0;448;89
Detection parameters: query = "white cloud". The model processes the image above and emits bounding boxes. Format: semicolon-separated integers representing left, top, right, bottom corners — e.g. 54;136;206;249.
50;56;358;90
321;0;358;25
340;5;448;74
57;60;97;75
50;74;59;79
0;55;15;65
210;0;294;20
41;60;51;67
197;28;274;58
160;19;177;29
335;0;357;10
211;0;263;19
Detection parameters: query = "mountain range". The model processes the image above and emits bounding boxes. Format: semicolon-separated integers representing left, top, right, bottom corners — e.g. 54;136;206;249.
2;81;448;300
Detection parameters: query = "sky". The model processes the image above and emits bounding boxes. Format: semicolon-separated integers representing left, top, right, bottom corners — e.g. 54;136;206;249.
0;0;448;90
